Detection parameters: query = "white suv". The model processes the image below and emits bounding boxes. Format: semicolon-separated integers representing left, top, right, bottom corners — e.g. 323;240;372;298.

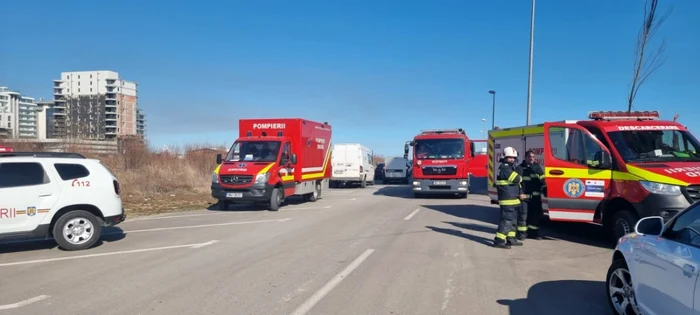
0;152;125;251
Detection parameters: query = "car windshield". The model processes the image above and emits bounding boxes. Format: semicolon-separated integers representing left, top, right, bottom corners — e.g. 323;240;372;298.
607;130;700;163
414;139;465;159
225;141;281;162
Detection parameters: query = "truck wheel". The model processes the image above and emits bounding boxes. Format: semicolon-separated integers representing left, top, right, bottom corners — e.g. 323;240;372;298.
53;210;102;251
610;210;639;241
309;182;322;202
269;188;283;211
218;199;230;210
361;177;367;188
458;192;468;199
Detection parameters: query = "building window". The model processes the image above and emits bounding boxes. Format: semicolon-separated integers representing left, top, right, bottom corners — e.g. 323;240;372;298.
78;75;80;79
90;88;93;92
78;89;80;93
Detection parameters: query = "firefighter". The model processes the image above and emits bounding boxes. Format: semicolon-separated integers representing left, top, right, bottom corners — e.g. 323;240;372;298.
516;150;545;240
493;146;526;249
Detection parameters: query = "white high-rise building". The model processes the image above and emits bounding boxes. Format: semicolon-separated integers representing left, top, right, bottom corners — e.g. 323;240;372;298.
52;70;142;139
0;86;46;139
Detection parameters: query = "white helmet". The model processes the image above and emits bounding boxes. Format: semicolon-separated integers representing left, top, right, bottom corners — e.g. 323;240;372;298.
503;147;518;158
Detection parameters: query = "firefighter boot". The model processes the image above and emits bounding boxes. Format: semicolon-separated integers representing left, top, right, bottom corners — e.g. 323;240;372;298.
493;237;511;249
528;228;542;240
516;225;528;241
506;231;523;246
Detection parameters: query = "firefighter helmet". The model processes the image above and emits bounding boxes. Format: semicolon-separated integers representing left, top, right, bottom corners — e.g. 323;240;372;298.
503;147;518;158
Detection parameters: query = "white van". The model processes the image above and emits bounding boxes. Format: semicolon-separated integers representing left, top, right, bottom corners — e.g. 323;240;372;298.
383;157;410;184
330;143;375;188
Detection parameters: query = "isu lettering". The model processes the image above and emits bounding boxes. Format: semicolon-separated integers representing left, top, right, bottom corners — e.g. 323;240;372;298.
665;167;700;178
0;208;16;219
617;125;679;131
253;123;286;129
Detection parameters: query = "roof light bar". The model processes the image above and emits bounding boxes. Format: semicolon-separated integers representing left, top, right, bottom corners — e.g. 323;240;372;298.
419;128;466;135
588;111;660;121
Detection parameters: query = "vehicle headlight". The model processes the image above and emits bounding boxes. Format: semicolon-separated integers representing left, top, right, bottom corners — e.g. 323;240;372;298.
460;181;468;186
413;181;420;186
639;181;681;195
255;172;269;184
211;172;219;183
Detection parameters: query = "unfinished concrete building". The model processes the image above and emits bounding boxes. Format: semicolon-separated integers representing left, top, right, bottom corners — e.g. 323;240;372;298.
51;70;144;139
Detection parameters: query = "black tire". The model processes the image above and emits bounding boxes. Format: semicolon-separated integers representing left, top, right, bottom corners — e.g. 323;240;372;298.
269;187;283;211
606;258;639;315
360;178;367;188
53;210;102;251
458;192;468;199
413;192;422;198
218;199;230;210
309;182;321;202
610;210;639;242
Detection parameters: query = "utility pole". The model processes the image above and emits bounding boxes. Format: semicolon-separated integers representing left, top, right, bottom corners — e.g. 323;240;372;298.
526;0;536;125
488;90;496;129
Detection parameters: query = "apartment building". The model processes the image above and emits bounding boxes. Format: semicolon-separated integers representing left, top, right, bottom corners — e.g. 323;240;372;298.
52;70;143;139
136;108;146;137
0;86;47;139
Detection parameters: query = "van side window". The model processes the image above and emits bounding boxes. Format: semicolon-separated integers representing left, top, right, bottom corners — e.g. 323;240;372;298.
54;163;91;180
0;162;49;188
367;153;372;164
549;127;586;166
280;142;291;165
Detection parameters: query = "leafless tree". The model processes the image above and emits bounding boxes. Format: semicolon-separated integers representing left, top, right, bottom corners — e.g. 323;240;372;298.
627;0;673;111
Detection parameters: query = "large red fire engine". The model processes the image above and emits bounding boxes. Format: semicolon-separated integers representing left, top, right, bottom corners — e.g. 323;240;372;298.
212;118;332;211
404;128;478;198
487;111;700;240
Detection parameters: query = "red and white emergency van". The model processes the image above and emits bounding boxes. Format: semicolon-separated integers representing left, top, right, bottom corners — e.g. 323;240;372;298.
211;118;332;211
488;111;700;240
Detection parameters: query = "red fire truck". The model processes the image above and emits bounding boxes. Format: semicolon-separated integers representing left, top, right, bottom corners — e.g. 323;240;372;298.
404;128;477;198
487;111;700;240
212;118;332;211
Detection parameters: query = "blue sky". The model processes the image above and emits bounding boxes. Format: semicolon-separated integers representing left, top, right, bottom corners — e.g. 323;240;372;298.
1;0;698;156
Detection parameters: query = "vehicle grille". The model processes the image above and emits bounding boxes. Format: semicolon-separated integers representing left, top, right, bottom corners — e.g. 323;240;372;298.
220;175;253;185
422;166;457;176
686;185;700;203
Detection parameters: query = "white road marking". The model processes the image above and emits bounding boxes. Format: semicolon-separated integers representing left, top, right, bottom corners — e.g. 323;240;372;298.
0;295;50;310
131;207;329;221
283;205;333;212
107;218;291;235
0;241;219;268
290;249;375;315
404;209;421;220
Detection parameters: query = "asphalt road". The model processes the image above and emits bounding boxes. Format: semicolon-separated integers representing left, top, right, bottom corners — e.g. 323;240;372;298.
0;184;615;315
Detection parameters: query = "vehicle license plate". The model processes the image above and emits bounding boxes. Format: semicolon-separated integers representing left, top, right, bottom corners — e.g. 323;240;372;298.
433;181;447;185
226;192;243;198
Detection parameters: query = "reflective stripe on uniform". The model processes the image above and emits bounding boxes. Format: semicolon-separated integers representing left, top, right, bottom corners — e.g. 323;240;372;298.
496;232;507;240
517;225;527;232
538;174;545;180
527;225;539;230
522;177;531;181
495;180;510;186
508;172;519;182
507;231;516;237
499;199;521;206
532;191;541;196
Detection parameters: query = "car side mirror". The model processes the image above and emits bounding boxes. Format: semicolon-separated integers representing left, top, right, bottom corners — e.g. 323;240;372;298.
469;142;475;158
597;151;613;169
634;216;664;236
291;154;298;165
216;153;222;165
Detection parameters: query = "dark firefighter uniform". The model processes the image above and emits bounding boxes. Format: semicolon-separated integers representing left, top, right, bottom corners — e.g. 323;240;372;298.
517;160;545;239
494;159;523;248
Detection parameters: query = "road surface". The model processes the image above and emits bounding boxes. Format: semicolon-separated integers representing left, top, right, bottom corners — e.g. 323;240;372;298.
0;184;614;315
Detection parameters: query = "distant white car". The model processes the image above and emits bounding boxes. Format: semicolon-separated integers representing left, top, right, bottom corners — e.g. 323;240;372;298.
606;201;700;315
383;157;410;184
0;152;125;251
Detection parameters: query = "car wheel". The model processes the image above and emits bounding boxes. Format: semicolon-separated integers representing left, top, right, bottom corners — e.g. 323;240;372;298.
611;210;639;241
360;178;367;188
309;182;321;202
606;258;641;315
269;188;283;211
53;210;102;251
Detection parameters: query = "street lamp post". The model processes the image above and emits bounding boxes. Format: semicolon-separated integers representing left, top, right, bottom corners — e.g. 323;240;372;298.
526;0;536;125
488;90;496;129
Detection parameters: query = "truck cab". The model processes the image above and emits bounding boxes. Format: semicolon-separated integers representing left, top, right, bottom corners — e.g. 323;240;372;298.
211;118;332;211
405;129;476;198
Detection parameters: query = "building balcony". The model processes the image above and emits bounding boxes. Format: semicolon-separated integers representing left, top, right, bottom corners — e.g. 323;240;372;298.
106;93;117;100
106;114;117;121
54;89;64;95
